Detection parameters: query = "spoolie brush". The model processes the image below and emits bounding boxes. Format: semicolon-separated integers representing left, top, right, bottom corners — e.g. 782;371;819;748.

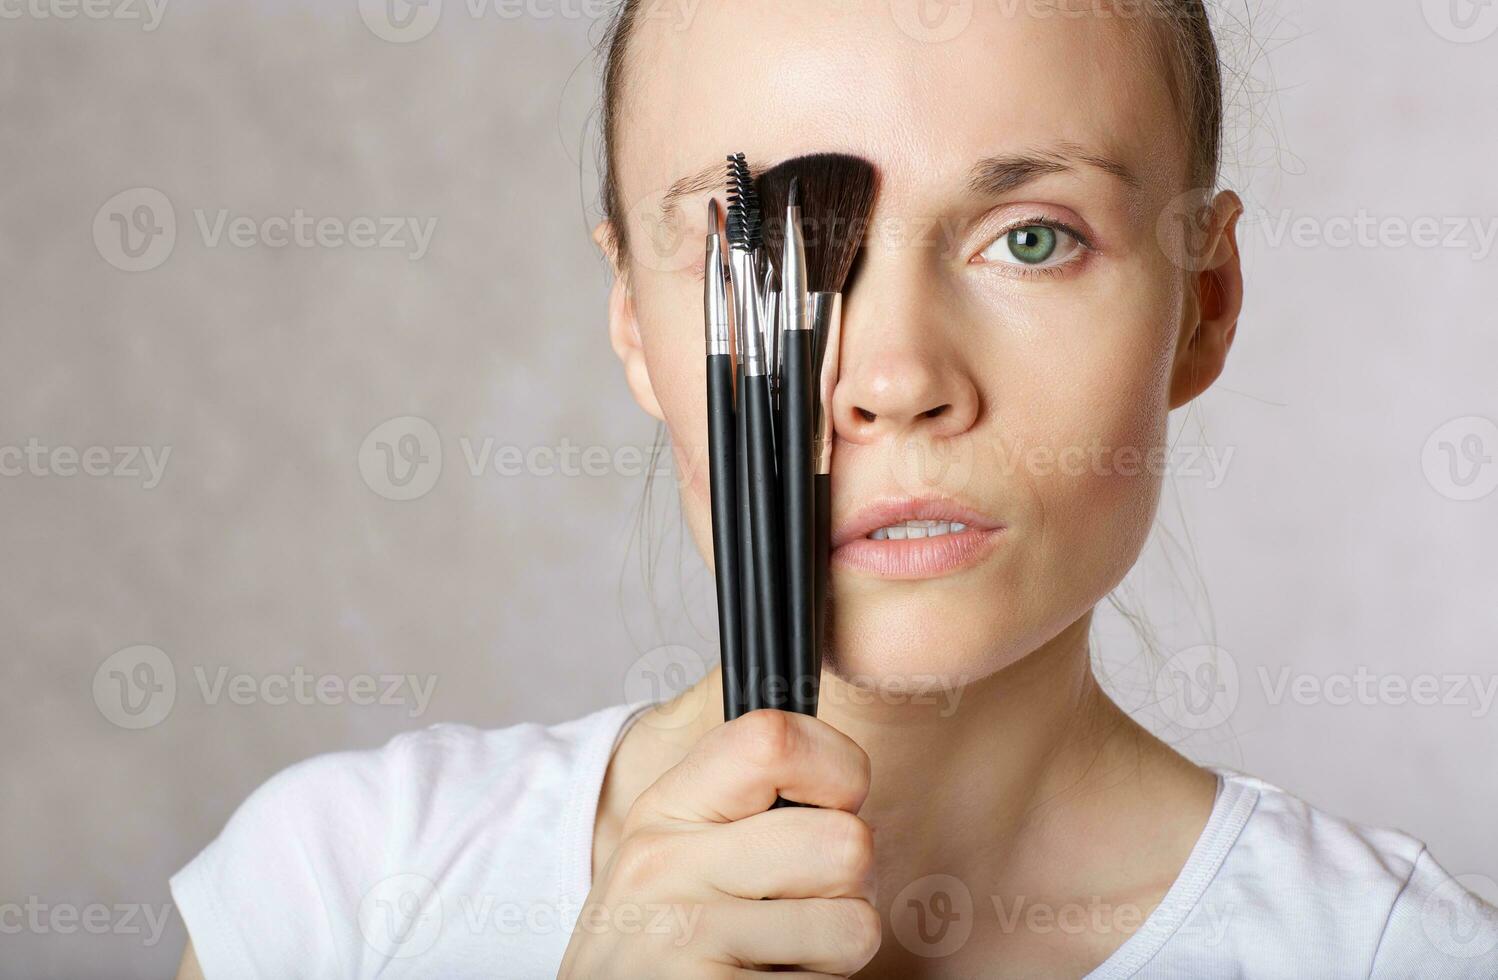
726;152;784;713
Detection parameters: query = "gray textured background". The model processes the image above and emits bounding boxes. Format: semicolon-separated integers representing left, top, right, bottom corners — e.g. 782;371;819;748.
3;0;1495;976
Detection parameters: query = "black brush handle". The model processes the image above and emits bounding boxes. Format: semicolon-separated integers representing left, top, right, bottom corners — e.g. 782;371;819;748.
743;372;788;712
811;472;831;718
735;363;763;714
781;329;815;716
708;353;745;722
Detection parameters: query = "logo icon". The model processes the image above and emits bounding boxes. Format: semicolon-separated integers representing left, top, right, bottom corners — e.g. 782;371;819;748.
624;645;711;729
359;416;443;501
1154;645;1239;731
622;187;693;275
889;428;977;499
359;873;443;958
358;0;443;44
1421;873;1498;959
891;874;974;958
1423;0;1498;43
93;645;176;729
1423;417;1498;502
1156;188;1223;272
888;0;974;44
93;188;176;272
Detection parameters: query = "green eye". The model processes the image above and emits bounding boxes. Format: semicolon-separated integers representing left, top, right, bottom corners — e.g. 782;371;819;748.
1008;226;1057;264
979;223;1083;269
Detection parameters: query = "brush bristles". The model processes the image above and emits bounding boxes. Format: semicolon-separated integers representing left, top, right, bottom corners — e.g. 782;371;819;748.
725;153;762;251
757;153;877;294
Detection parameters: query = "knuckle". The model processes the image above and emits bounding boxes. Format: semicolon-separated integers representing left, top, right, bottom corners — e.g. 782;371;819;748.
832;899;883;966
824;811;875;882
735;709;796;769
610;830;678;893
849;743;873;796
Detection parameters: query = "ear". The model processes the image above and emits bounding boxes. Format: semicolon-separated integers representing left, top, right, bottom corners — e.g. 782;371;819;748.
1168;190;1245;410
594;219;665;422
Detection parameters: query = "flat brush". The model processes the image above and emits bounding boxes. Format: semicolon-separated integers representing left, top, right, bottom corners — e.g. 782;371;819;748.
760;153;877;719
704;200;746;722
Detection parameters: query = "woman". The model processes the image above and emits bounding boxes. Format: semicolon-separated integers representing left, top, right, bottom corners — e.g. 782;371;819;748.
172;1;1497;977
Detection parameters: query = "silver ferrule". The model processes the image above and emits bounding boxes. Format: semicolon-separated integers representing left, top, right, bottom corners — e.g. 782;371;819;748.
760;259;779;388
772;296;785;391
810;291;842;474
781;203;809;334
730;245;767;376
704;232;731;356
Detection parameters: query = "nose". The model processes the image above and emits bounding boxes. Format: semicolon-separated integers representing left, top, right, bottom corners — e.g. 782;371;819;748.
831;264;980;446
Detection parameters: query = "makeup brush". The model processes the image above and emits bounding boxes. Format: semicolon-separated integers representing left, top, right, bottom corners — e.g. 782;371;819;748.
756;171;814;718
759;154;877;718
727;153;787;712
728;179;764;713
704;200;746;722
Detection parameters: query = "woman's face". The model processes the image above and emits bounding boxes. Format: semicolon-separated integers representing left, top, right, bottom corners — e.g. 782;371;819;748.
603;1;1239;689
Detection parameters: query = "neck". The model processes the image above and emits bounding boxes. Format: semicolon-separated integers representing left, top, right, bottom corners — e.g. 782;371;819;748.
660;612;1157;878
615;614;1215;977
818;615;1127;884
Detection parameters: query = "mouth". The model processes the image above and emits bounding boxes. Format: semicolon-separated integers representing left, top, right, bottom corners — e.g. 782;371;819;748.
831;498;1005;580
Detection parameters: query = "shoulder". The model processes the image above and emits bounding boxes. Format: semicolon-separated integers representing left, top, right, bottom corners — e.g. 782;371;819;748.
171;703;640;979
1149;770;1498;978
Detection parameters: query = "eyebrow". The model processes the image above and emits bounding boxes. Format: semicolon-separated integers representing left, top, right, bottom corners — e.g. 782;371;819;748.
655;142;1139;226
658;160;752;230
968;142;1140;196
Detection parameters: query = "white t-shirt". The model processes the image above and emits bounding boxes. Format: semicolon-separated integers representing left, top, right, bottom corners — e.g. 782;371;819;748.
171;703;1498;978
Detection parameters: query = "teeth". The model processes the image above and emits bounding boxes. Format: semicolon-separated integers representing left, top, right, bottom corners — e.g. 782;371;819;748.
868;520;971;541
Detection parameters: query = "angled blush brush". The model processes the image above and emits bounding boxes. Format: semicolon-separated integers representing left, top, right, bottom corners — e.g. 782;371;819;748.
758;170;815;717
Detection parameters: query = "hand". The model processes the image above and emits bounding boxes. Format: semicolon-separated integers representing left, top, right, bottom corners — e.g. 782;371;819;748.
558;709;880;978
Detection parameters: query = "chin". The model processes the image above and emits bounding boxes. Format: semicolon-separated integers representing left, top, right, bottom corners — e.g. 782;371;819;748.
824;580;1038;696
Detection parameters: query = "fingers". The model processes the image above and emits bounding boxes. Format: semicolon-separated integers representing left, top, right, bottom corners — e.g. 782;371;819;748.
602;805;876;908
709;898;882;976
698;807;876;901
629;710;871;828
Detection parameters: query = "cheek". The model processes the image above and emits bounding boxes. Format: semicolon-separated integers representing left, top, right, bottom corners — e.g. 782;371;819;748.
634;270;716;551
995;269;1184;588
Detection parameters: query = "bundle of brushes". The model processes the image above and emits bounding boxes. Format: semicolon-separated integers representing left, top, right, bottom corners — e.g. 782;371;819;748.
704;152;876;725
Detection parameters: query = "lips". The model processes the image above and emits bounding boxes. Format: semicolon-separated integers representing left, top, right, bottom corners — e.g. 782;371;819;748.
831;497;1005;579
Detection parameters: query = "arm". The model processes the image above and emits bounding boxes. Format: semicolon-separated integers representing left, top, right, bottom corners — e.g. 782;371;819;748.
175;940;205;980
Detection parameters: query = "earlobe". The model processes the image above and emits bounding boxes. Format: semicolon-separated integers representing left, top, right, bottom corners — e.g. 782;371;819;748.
599;227;665;423
1168;191;1245;410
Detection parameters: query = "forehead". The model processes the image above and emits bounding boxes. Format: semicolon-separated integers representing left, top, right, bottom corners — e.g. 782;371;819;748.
615;0;1183;215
